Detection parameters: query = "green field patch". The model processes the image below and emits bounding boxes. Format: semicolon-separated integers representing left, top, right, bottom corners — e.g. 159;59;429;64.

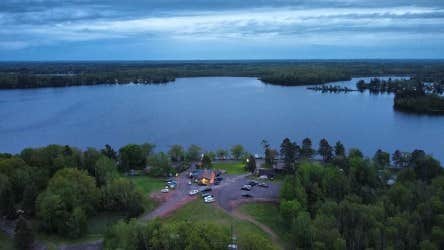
213;161;247;175
165;200;279;249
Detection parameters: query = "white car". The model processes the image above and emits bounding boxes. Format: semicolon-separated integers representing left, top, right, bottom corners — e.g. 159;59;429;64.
189;189;199;196
188;181;192;185
204;196;216;203
161;188;169;193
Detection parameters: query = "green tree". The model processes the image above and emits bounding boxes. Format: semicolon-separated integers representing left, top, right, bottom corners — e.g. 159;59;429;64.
373;149;390;168
146;153;171;177
238;233;274;250
216;149;229;160
348;148;363;159
101;144;117;160
280;199;302;226
334;141;346;158
186;144;202;162
168;144;185;162
37;168;99;237
318;138;333;162
118;144;147;172
230;145;245;160
291;212;314;249
14;216;34;250
82;147;101;175
201;154;213;169
66;207;87;238
101;178;144;217
301;138;314;159
94;156;118;186
280;138;299;172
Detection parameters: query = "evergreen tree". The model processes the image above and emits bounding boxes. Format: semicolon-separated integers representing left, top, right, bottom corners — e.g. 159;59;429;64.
318;138;333;162
334;141;346;158
301;138;314;159
280;138;299;172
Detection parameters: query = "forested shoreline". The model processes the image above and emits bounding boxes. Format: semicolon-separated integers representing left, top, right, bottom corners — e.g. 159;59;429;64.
1;60;444;89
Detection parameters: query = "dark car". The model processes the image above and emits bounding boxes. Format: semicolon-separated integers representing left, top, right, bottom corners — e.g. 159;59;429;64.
258;182;269;188
216;177;223;181
248;180;258;186
241;193;253;198
201;192;212;198
214;181;220;185
202;187;212;192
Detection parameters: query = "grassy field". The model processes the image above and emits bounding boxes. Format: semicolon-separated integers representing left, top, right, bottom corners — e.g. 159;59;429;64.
213;161;247;175
0;231;14;250
239;203;286;236
124;175;165;195
165;200;279;249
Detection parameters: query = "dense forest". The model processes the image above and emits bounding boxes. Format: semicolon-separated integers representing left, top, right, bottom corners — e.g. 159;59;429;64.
275;137;443;249
1;60;444;89
1;138;442;249
355;78;444;114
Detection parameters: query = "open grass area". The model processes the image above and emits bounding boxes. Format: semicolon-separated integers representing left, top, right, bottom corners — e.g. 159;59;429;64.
165;200;279;249
124;175;165;195
0;231;14;250
239;203;286;238
213;161;247;175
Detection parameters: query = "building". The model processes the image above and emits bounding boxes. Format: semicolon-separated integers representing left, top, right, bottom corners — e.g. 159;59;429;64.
198;169;215;186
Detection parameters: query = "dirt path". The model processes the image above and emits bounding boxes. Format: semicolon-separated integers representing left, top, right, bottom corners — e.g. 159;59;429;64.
220;199;284;250
231;207;282;249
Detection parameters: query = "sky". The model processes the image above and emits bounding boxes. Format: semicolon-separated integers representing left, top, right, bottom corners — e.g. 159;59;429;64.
0;0;443;60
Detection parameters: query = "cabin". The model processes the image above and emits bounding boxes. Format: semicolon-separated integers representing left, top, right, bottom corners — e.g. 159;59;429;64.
197;169;216;186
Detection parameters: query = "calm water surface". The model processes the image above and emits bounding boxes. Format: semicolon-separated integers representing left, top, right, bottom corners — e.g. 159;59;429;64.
1;77;443;162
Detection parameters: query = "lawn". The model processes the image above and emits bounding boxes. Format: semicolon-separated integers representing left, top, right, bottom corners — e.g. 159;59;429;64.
165;200;279;249
213;161;247;175
239;203;288;245
123;175;165;195
0;231;14;250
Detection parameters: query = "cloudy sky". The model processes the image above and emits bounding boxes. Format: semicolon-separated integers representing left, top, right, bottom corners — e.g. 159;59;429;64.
1;0;443;60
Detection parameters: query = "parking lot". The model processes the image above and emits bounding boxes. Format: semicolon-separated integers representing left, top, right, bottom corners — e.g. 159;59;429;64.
214;175;281;211
143;166;281;221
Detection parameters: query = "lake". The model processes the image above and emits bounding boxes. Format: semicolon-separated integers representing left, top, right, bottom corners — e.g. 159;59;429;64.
1;77;443;162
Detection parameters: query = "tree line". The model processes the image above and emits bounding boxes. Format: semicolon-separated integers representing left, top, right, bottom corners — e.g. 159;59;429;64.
2;60;444;89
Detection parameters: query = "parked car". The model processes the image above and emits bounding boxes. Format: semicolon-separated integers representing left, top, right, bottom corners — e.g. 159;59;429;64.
214;181;220;185
258;182;269;188
202;187;212;192
241;193;253;198
204;196;216;203
161;188;169;193
189;189;199;196
241;185;251;191
201;192;212;198
258;175;268;180
216;176;223;181
248;180;258;186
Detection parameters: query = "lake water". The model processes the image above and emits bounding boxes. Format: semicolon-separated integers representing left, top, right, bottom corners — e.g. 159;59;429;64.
1;77;443;162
